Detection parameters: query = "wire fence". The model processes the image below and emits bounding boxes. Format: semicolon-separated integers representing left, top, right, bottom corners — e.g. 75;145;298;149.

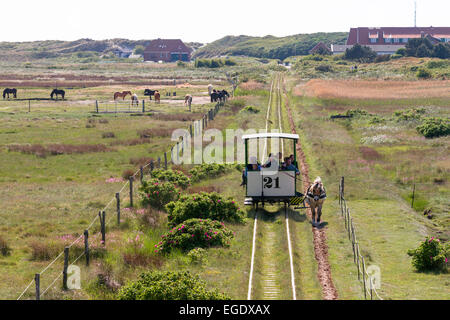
16;100;225;300
338;177;383;300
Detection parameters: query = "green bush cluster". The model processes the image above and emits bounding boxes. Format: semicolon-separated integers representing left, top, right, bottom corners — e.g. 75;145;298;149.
194;58;236;68
187;247;207;264
166;192;244;227
416;68;432;79
343;44;377;62
139;178;180;210
315;64;333;72
150;169;190;189
406;38;450;59
394;108;425;122
189;163;231;182
416;118;450;138
407;237;448;272
240;105;260;113
374;54;391;63
118;271;230;300
155;218;234;253
346;108;369;117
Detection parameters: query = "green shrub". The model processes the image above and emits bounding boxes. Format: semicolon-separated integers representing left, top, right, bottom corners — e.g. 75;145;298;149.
0;236;11;256
315;64;333;72
417;68;432;79
139;178;180;210
396;48;406;56
166;192;244;227
427;60;449;69
155;218;234;253
394;108;425;122
416;118;450;138
343;44;377;62
407;237;448;272
150;169;190;189
374;54;391;63
346;108;369;117
240;105;260;113
118;271;230;300
187;248;207;264
189;163;231;182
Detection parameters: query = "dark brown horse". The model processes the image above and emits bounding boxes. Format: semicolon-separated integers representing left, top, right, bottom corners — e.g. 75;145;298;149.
114;91;132;100
50;89;65;100
3;88;17;99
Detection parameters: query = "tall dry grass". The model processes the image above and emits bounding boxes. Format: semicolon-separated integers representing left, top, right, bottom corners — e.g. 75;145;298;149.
8;143;113;157
303;79;450;100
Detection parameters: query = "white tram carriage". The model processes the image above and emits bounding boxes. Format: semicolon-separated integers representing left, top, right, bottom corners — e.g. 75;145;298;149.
242;133;306;209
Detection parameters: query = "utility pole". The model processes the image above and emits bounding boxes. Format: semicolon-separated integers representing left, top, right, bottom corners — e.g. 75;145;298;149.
414;1;417;27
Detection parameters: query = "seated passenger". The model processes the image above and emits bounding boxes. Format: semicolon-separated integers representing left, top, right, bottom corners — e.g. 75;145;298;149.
283;157;300;175
289;154;298;169
241;156;260;186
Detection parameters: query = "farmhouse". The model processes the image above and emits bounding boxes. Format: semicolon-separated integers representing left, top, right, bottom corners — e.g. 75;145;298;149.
143;39;191;62
332;27;450;55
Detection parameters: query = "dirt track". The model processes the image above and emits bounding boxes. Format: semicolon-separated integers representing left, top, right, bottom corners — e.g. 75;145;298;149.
283;82;339;300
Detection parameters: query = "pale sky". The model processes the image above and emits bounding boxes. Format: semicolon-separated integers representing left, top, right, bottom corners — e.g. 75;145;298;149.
1;0;449;43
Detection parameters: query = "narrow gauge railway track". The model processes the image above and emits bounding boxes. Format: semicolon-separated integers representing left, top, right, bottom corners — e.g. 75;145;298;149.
247;74;297;300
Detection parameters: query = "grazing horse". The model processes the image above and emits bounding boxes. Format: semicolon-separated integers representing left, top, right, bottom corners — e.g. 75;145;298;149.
131;93;139;106
144;89;157;100
50;89;65;100
207;84;213;96
154;91;160;103
184;94;193;108
306;177;327;227
114;91;132;100
3;88;17;99
211;89;230;103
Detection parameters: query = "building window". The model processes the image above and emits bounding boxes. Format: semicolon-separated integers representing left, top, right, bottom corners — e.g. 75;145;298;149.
402;38;408;43
370;38;377;43
394;38;400;43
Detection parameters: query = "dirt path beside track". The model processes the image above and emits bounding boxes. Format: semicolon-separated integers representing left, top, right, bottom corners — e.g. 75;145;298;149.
283;82;339;300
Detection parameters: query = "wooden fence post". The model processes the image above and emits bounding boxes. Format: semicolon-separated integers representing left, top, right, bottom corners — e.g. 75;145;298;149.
84;230;89;266
150;160;154;172
35;274;40;300
158;157;161;168
411;183;415;208
63;246;69;290
356;242;360;280
140;166;144;183
347;209;351;240
362;256;367;299
100;211;106;244
340;176;344;199
116;192;120;226
129;177;134;207
142;100;145;113
95;100;99;113
164;152;168;170
190;124;193;138
28;100;31;113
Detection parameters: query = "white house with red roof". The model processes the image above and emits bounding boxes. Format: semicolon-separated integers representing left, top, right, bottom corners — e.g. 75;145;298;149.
332;27;450;55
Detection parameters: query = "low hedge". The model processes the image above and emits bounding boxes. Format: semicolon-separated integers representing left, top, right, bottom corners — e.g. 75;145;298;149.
165;192;244;227
150;169;190;189
118;271;230;300
416;117;450;138
139;178;180;210
154;218;234;253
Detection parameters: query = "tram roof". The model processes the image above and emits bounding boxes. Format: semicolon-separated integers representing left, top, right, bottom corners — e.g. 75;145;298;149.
241;133;299;141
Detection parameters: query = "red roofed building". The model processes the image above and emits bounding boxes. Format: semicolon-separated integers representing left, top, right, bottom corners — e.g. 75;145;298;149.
144;39;192;62
346;27;450;45
332;27;450;55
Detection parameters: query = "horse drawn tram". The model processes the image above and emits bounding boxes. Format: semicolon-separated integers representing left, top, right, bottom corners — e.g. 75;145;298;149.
242;132;307;211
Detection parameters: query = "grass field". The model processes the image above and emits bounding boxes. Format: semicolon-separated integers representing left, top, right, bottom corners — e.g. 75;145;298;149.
0;58;448;300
